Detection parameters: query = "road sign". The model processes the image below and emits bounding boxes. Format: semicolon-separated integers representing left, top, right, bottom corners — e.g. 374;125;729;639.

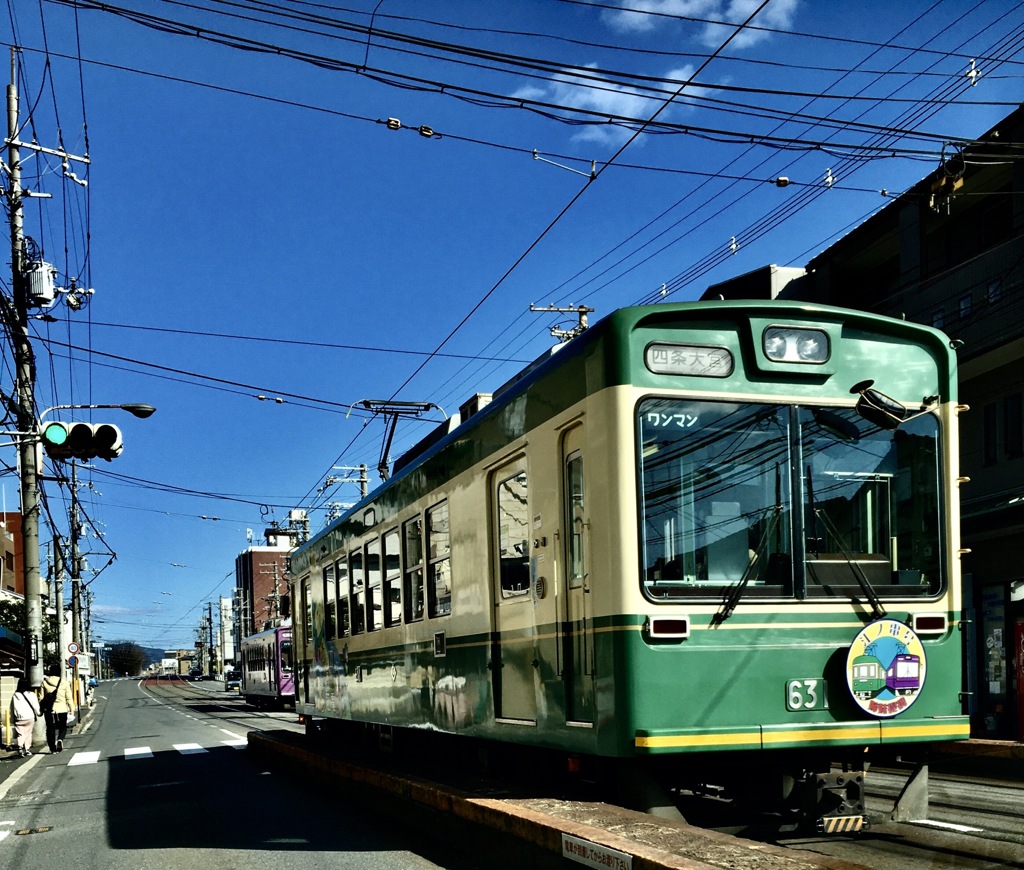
67;642;80;655
68;655;78;668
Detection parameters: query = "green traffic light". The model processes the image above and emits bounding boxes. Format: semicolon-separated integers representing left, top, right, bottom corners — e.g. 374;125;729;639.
42;422;69;446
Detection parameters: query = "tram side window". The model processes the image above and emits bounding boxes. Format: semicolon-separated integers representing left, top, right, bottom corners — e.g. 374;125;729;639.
303;580;313;650
336;555;350;637
382;528;402;627
497;471;530;598
427;501;452;617
322;563;337;642
281;638;293;673
567;454;585;589
403;517;425;622
367;538;383;631
350;548;366;634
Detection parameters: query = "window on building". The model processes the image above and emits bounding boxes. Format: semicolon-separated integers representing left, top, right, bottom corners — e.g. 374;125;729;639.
959;294;973;319
1005;393;1023;459
931;308;945;330
983;403;998;465
427;501;451;617
987;278;1003;305
403;517;425;622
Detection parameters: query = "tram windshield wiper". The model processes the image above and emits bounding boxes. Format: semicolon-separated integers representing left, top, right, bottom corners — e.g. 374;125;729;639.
712;506;782;625
810;505;888;622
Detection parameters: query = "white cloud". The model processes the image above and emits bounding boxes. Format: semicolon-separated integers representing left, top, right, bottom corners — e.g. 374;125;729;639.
515;62;700;145
603;0;801;49
603;0;723;34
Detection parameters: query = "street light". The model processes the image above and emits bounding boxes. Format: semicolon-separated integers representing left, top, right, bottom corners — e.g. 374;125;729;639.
40;402;157;421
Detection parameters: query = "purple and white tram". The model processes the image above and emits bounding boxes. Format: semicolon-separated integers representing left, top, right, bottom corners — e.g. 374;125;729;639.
240;623;295;708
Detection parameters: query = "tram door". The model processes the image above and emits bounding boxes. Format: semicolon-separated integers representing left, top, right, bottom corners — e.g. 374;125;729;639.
298;578;313;706
562;427;594;723
491;457;538;722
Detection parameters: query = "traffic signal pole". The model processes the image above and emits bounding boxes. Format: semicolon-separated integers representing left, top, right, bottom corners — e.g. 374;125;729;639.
6;51;45;691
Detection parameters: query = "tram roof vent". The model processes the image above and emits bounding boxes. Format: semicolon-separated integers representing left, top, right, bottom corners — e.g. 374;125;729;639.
459;393;492;421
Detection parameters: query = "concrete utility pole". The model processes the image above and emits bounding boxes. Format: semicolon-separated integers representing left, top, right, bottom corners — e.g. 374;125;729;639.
6;50;43;689
4;50;89;691
207;601;215;677
54;539;67;667
71;461;82;655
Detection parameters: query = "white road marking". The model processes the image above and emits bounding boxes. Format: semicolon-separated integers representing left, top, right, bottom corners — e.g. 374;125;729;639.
909;819;984;833
173;743;207;755
0;754;42;799
222;740;247;749
124;747;153;759
68;751;101;766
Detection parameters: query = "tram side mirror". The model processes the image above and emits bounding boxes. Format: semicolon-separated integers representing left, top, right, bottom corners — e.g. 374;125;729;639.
850;380;907;430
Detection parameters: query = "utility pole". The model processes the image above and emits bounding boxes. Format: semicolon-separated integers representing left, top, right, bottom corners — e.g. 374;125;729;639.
4;49;89;691
6;49;43;690
70;461;82;654
54;538;67;669
261;562;283;628
207;601;215;677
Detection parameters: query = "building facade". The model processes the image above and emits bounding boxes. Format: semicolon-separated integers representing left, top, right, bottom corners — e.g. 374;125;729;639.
234;537;291;640
0;512;24;596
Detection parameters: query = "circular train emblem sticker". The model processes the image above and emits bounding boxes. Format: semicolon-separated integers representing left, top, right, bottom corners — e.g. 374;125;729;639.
846;619;927;718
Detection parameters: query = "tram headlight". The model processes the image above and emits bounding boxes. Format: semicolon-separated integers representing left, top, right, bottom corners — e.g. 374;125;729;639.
762;326;830;364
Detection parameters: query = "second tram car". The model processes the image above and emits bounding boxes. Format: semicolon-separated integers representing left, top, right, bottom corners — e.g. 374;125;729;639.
239;623;294;708
289;301;969;831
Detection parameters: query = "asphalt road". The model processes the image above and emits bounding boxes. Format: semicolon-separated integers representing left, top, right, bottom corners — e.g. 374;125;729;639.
0;677;521;869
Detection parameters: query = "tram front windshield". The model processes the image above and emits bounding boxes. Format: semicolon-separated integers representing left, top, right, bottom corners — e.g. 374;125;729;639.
638;398;943;602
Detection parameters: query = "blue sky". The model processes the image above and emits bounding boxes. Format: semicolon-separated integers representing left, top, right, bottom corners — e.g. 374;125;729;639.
3;0;1021;649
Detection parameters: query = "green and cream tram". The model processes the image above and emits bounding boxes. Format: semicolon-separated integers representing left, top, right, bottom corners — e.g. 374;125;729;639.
290;301;969;830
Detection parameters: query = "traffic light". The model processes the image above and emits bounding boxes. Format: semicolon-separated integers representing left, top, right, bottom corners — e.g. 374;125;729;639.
40;421;124;461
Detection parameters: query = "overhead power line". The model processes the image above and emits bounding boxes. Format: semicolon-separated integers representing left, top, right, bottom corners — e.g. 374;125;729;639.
43;0;1010;160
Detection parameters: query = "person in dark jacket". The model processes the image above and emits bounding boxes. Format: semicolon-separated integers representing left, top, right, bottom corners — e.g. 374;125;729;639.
39;667;76;753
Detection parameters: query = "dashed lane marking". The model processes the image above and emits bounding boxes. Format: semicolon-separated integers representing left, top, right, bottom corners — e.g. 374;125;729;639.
172;744;207;755
67;751;101;766
124;747;153;759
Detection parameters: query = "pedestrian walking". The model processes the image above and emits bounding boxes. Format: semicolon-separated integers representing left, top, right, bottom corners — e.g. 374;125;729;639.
10;676;41;757
39;667;76;753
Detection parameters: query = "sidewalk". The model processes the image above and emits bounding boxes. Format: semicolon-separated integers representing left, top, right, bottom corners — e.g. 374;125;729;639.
929;736;1024;779
0;702;94;772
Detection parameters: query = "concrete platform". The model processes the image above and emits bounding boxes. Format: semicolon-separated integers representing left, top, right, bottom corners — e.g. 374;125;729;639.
248;729;873;870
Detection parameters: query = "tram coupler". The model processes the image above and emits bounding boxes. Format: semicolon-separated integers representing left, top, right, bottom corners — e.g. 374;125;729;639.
806;770;866;834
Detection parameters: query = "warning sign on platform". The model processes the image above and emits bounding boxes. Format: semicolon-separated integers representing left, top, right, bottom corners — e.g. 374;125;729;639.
561;834;632;870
